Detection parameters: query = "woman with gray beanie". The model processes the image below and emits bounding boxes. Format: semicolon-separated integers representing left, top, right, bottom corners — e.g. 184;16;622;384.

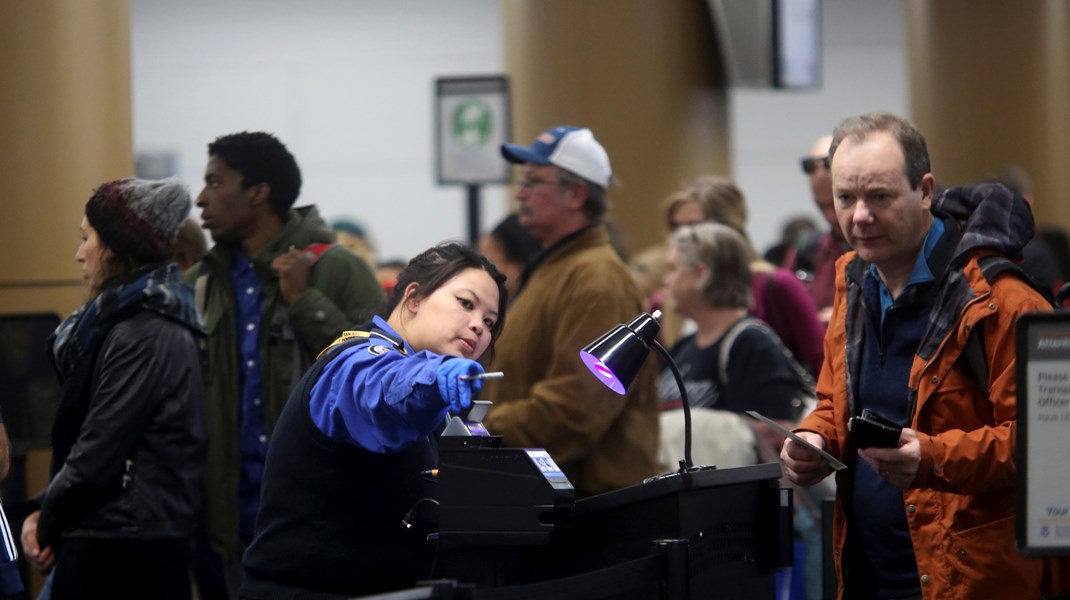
21;178;207;599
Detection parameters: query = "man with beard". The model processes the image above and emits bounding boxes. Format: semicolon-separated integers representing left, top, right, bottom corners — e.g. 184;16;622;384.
482;126;659;498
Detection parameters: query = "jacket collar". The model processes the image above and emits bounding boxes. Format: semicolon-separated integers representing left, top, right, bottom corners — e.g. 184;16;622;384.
514;222;606;298
204;205;334;281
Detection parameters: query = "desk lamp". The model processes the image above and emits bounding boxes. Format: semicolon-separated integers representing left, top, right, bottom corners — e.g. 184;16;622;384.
580;310;697;472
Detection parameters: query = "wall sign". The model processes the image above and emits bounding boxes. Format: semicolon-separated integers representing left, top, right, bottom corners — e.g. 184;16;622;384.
435;76;510;185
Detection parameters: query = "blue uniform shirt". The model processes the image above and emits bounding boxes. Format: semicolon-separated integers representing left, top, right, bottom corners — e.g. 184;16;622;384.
230;250;270;543
308;316;455;453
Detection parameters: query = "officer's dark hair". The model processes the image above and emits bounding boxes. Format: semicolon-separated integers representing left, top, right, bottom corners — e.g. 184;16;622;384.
208;131;302;219
381;242;508;357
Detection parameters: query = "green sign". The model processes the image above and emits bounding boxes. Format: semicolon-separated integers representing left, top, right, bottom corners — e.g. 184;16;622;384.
451;98;493;149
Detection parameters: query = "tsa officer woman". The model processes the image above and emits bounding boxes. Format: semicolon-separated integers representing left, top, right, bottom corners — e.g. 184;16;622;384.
241;242;507;599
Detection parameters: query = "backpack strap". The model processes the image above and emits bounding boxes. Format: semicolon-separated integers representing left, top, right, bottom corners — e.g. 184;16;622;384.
718;317;817;422
718;318;759;385
960;255;1059;398
719;317;815;389
977;254;1058;307
1058;282;1070;306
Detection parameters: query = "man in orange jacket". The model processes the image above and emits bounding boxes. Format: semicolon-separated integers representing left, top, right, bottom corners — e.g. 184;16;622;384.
780;112;1067;599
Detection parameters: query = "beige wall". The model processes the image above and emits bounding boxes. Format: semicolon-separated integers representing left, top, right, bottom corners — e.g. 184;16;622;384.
502;0;729;256
0;0;133;318
908;0;1070;232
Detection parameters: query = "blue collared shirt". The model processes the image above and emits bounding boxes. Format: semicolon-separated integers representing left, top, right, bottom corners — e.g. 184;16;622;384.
870;218;945;324
854;216;945;598
230;250;270;543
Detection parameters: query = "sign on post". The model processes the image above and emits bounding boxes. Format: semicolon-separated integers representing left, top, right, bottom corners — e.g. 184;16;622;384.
435;76;510;185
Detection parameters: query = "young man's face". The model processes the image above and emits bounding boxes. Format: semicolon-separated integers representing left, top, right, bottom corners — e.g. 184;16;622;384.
196;155;260;244
831;131;934;279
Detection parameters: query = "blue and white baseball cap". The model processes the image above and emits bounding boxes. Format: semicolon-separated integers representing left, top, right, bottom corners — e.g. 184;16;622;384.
501;126;612;188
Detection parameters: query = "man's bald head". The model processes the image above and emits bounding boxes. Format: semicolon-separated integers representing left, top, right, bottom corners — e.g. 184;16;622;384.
806;134;841;239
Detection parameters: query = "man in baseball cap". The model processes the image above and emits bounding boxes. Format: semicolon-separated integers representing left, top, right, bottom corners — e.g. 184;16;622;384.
483;125;659;498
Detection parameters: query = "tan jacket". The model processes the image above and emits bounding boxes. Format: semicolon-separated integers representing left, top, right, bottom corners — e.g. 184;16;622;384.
484;224;659;497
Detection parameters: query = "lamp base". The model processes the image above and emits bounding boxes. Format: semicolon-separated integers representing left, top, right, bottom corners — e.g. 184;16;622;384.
643;462;718;485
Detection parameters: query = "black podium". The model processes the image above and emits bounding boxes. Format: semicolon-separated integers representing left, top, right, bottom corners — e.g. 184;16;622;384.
434;437;791;599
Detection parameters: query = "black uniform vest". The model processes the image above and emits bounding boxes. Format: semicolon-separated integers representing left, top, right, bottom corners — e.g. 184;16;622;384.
241;328;436;598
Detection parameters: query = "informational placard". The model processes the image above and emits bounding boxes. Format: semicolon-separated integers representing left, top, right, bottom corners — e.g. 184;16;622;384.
435;76;510;184
1016;312;1070;555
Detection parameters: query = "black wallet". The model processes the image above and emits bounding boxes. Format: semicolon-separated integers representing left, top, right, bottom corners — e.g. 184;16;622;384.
848;408;903;449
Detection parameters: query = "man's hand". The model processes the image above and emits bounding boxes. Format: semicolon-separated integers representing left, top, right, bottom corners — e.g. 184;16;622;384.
272;247;313;305
21;511;54;573
780;431;833;487
859;427;921;489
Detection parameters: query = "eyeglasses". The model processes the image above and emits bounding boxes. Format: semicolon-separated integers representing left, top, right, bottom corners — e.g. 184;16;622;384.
800;156;830;175
516;177;560;192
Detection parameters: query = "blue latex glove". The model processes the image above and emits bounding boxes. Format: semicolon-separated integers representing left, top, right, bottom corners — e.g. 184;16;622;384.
436;359;485;414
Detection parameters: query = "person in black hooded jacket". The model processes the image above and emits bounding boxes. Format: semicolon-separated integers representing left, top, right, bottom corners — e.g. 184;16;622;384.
21;178;207;600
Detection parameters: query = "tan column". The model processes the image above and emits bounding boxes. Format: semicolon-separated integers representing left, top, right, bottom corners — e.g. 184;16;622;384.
907;0;1070;231
0;0;133;317
0;5;130;594
502;0;730;254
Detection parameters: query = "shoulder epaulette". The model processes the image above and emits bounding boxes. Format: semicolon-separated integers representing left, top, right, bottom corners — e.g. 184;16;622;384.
316;329;408;361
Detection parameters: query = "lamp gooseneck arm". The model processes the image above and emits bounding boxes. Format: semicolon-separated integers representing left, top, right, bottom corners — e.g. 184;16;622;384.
652;340;693;472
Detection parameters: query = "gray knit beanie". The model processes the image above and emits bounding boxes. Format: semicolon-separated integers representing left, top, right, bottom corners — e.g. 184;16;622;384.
85;178;191;263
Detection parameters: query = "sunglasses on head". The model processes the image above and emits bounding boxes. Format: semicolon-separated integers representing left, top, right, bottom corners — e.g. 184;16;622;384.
800;156;830;175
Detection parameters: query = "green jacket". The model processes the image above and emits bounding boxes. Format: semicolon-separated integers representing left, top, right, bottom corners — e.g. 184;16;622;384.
186;206;383;559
